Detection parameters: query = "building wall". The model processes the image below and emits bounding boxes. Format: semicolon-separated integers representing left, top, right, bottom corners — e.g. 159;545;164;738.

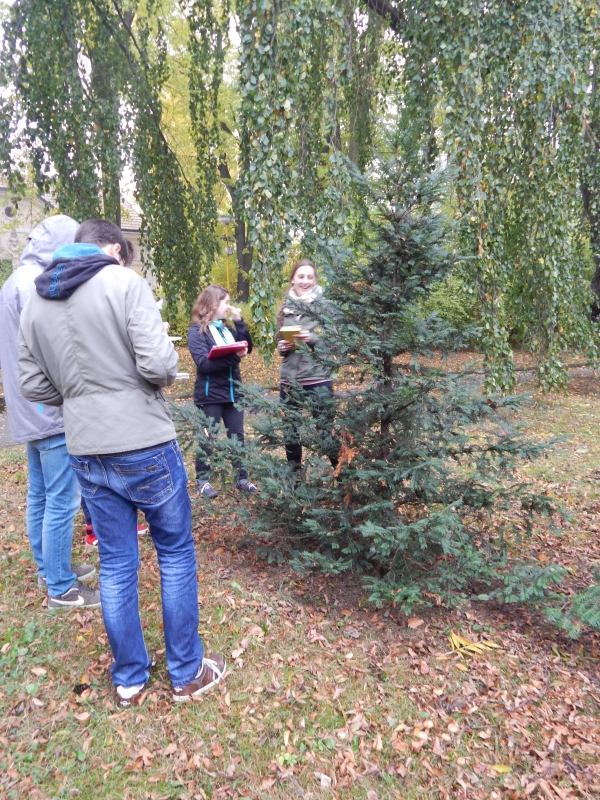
0;188;151;286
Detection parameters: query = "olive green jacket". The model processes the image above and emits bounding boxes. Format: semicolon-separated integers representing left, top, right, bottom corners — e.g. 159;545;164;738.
278;288;332;385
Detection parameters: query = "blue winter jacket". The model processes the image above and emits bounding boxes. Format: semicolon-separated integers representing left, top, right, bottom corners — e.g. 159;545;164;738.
188;319;253;406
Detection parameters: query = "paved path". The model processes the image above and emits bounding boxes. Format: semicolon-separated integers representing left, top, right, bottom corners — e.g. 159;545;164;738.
0;409;16;447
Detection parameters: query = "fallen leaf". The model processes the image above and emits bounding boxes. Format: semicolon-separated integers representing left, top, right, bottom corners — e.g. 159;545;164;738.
315;772;332;789
212;743;224;757
407;617;424;629
74;712;90;723
492;764;512;774
136;746;154;767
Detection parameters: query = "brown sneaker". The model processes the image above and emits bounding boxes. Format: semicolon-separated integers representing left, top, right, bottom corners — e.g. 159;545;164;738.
172;654;226;702
116;683;146;708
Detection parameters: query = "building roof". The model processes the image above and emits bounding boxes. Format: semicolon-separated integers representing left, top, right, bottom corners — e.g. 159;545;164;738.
120;198;143;232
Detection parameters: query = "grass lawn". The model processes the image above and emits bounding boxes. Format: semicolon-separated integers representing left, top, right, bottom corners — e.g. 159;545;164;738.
2;378;600;799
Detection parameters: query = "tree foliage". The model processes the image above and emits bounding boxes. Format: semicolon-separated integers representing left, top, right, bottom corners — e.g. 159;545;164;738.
1;0;599;388
0;0;221;309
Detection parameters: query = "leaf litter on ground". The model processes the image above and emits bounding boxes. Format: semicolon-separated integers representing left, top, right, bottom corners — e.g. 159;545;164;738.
2;372;600;798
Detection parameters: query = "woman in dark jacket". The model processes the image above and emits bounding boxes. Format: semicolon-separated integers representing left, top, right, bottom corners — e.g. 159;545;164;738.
188;285;256;498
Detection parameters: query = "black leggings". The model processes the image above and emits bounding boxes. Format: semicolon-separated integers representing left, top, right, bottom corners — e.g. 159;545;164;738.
279;381;339;468
195;403;247;480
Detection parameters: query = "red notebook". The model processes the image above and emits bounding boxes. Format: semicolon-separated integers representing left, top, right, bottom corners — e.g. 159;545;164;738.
207;341;248;359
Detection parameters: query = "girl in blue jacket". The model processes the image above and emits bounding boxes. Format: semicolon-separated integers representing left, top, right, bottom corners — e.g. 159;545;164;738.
187;285;256;498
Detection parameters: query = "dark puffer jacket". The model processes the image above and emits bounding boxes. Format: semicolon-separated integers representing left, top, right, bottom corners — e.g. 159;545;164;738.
188;319;252;406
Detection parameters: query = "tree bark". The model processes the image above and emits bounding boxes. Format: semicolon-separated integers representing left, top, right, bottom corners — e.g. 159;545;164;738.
360;0;403;33
218;158;252;302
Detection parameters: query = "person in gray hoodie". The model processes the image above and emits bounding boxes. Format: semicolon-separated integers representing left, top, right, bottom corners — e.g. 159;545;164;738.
0;215;98;607
18;218;225;707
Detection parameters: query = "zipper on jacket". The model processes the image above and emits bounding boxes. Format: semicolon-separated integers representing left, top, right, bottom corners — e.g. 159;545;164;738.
205;375;210;397
229;366;234;402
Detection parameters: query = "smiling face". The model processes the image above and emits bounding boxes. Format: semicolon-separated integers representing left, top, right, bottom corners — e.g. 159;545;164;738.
290;264;316;296
214;293;230;320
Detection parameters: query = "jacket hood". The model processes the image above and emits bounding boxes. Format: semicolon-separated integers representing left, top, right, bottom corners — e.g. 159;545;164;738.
19;215;79;270
35;243;119;300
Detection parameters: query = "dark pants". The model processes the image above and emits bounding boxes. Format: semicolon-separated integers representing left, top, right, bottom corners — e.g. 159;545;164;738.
279;381;339;468
81;495;93;526
195;403;247;481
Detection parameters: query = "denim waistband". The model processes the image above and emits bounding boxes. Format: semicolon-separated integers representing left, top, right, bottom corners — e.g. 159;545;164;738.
98;440;177;458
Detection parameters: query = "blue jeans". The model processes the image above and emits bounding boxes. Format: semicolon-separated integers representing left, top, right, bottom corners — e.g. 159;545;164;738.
70;440;203;689
26;433;80;597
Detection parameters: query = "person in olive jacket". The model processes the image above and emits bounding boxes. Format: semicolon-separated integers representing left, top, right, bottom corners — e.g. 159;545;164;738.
188;285;257;498
277;259;339;470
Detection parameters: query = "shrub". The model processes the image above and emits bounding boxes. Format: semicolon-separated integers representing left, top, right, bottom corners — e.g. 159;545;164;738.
419;272;479;341
174;144;563;612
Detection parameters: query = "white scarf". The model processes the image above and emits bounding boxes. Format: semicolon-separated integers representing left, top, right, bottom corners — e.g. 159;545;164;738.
208;320;236;346
283;284;323;315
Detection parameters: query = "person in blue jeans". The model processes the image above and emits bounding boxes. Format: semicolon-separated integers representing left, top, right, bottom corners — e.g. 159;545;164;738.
0;215;98;606
18;219;225;706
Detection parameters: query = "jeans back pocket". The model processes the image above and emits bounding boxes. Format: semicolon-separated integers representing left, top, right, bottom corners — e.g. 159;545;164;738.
112;452;174;504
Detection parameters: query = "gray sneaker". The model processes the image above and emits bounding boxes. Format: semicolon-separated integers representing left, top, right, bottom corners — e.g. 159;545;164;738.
236;479;258;494
196;480;218;499
47;580;101;609
38;564;96;592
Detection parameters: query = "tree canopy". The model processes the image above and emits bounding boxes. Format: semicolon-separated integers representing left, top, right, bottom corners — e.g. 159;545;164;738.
0;0;598;390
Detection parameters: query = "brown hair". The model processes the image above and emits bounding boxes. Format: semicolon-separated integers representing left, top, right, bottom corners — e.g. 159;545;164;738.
124;239;135;267
191;285;229;332
276;259;317;330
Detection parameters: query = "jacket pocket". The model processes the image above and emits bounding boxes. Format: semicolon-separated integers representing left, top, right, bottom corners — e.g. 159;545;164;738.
112;452;174;504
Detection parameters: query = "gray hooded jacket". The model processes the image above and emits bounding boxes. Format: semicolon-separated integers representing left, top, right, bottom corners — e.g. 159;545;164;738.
18;233;178;456
0;215;79;443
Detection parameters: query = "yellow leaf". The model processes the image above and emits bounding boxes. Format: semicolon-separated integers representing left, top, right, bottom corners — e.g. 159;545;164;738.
456;663;469;672
491;764;512;774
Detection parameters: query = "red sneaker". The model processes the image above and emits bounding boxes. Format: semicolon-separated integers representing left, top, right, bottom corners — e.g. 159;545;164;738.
85;525;98;547
85;523;147;544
